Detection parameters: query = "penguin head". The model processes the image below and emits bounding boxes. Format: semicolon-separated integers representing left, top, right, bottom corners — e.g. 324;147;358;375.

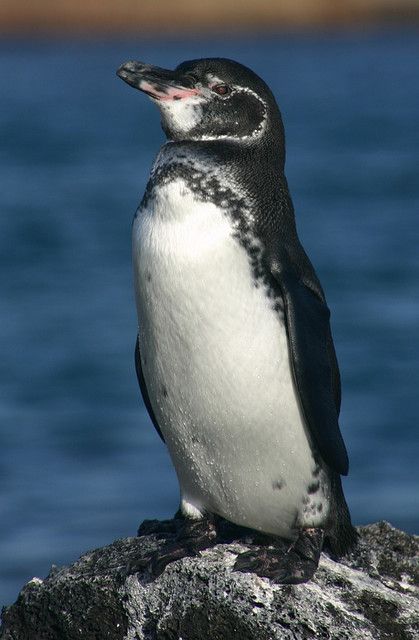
117;57;283;150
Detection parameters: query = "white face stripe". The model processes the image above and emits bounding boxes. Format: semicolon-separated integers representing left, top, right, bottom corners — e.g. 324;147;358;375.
206;73;267;102
155;74;269;142
201;75;268;141
206;74;224;84
192;86;268;143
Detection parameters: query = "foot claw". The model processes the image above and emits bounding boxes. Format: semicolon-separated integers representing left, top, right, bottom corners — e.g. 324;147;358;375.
233;528;324;584
150;544;191;577
139;515;218;576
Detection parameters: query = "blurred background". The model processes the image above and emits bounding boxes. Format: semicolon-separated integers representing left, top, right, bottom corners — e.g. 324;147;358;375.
1;0;419;609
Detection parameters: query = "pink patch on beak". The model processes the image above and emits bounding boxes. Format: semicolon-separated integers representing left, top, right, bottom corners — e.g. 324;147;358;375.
140;80;199;101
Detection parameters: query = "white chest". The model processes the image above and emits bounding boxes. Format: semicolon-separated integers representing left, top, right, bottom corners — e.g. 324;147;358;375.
132;178;328;538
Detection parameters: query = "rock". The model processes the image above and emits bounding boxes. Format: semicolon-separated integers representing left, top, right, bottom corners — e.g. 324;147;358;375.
1;521;418;640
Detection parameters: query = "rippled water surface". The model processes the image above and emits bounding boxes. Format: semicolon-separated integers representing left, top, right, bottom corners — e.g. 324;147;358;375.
1;31;418;606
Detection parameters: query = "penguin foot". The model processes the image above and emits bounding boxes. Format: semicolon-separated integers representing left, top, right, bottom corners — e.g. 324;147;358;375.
149;516;218;577
137;517;180;538
234;527;324;584
137;515;323;583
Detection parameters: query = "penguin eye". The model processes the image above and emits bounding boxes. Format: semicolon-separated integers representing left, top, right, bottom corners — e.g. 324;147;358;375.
212;84;231;96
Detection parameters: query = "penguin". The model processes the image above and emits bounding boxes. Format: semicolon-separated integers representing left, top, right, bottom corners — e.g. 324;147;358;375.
117;57;357;584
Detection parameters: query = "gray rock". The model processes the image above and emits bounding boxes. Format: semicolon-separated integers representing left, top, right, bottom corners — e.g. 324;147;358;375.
1;521;418;640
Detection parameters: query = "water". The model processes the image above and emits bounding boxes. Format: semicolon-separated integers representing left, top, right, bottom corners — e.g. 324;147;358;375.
1;31;418;607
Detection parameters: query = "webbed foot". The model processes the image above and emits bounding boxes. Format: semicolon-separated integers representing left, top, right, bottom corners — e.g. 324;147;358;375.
234;527;324;584
148;515;218;577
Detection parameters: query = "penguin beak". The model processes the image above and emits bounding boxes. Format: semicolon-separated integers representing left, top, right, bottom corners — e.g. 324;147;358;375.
117;61;200;101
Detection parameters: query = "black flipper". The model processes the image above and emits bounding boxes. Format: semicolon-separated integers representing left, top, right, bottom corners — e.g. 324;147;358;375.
268;253;349;476
135;336;165;442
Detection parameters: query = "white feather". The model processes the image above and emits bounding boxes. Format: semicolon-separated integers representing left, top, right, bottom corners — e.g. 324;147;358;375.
133;177;329;538
158;95;205;136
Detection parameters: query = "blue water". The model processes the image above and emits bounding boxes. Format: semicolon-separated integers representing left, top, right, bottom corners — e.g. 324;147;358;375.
1;31;418;607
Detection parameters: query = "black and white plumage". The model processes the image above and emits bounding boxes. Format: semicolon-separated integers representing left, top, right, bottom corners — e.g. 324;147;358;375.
118;57;357;582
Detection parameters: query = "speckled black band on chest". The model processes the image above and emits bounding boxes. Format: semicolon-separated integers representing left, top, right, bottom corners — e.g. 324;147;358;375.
137;151;283;311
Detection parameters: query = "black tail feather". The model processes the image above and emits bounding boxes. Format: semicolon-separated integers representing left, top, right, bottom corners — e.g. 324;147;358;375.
324;472;358;557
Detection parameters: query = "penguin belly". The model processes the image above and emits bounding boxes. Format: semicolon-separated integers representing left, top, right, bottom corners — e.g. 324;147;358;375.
133;178;330;539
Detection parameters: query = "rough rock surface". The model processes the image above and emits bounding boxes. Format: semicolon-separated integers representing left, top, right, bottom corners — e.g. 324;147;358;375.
1;521;418;640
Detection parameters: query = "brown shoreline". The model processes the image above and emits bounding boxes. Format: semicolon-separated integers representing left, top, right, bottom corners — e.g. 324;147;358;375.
1;1;419;35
